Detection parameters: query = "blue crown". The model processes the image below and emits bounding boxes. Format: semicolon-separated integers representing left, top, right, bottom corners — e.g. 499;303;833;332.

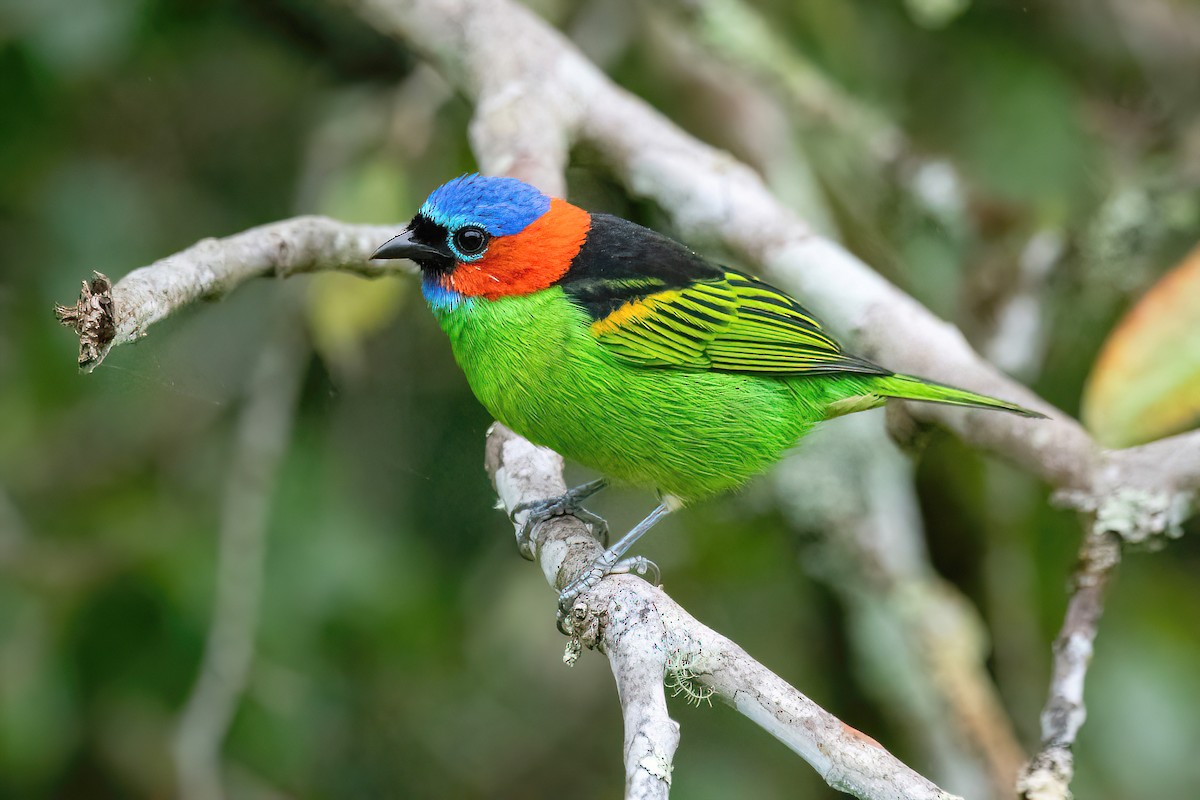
419;174;551;237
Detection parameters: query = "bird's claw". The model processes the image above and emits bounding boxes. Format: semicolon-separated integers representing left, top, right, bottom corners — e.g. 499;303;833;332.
509;479;609;560
555;553;661;634
556;552;616;623
610;555;661;585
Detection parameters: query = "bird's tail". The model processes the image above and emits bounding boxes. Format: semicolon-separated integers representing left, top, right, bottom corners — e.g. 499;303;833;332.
822;373;1045;419
872;373;1045;418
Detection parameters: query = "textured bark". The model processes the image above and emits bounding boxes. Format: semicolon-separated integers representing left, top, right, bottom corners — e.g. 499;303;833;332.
55;217;399;371
1017;529;1122;800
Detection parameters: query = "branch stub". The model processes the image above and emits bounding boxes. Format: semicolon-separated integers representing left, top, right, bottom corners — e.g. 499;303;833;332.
55;271;115;368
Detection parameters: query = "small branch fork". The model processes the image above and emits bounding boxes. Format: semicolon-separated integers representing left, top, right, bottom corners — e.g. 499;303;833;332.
487;423;962;800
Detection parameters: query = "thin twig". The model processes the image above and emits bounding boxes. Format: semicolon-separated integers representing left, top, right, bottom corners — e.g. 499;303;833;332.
1017;528;1122;800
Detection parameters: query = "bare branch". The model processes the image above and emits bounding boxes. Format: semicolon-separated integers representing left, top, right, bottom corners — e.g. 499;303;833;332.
330;7;1195;800
55;216;399;371
1017;529;1122;800
1096;429;1200;501
486;423;962;800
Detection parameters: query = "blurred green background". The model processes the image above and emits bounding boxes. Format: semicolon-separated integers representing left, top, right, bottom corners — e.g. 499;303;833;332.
2;0;1199;798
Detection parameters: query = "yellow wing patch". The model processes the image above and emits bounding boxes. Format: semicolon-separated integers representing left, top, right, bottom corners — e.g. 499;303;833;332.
589;288;685;336
589;270;883;376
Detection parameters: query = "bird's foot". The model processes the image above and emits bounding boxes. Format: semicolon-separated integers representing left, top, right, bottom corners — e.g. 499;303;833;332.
610;555;661;584
509;478;609;561
555;553;661;634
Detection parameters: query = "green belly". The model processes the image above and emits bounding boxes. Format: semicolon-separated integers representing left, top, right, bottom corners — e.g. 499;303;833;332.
432;289;822;502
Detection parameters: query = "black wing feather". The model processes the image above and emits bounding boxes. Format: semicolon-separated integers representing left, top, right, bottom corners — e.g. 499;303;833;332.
559;214;888;377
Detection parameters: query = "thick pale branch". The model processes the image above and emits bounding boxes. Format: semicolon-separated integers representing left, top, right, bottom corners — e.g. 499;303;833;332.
1096;429;1200;499
486;423;961;800
55;216;399;371
329;7;1197;800
484;427;679;800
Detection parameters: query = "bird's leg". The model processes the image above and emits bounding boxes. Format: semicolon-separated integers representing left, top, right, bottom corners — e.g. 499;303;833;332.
509;478;609;561
557;502;671;627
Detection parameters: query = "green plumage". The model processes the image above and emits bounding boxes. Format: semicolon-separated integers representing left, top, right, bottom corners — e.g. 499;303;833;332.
390;182;1039;506
374;176;1044;605
430;286;1035;503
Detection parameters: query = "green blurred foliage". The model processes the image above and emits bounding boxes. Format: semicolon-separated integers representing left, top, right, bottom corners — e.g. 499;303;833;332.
1;0;1199;798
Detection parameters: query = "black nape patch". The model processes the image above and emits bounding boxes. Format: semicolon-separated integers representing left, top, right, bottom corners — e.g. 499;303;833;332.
560;214;723;320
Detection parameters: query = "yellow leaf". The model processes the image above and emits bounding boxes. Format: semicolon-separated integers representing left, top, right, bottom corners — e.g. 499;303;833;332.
1082;243;1200;447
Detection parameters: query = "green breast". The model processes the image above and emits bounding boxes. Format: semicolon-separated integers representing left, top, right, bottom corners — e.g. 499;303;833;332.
430;288;824;501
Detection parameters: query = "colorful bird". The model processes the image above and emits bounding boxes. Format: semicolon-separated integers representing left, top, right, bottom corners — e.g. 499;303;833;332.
373;174;1042;617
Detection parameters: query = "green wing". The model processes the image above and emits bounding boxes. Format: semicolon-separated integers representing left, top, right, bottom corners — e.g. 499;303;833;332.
586;269;886;376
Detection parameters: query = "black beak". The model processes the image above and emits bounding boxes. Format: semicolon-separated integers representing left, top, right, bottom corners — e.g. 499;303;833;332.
371;229;452;261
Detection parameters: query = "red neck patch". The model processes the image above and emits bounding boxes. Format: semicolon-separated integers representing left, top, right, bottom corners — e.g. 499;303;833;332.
446;198;590;300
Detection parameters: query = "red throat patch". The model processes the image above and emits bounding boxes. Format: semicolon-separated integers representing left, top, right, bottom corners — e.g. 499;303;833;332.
447;198;591;299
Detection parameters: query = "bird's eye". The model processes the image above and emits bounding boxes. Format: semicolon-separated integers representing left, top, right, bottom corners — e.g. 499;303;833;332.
453;226;489;256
